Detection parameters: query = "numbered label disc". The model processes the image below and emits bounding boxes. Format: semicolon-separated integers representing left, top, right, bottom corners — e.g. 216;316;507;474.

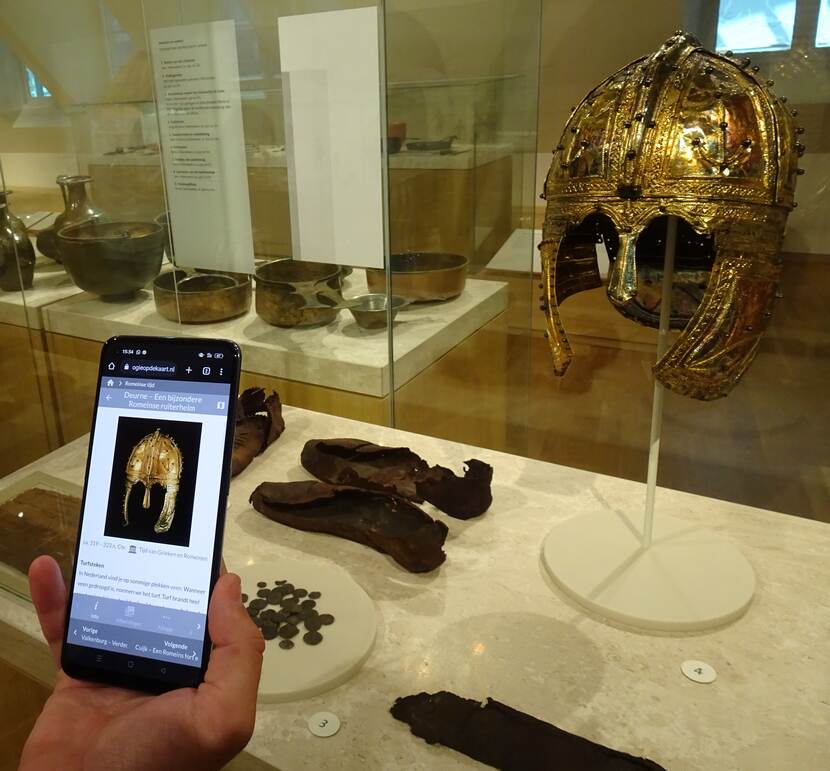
681;659;717;684
308;711;341;738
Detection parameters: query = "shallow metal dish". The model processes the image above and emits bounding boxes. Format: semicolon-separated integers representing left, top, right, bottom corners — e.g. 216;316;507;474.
406;136;456;152
153;270;252;323
254;259;343;327
347;293;408;330
366;252;468;302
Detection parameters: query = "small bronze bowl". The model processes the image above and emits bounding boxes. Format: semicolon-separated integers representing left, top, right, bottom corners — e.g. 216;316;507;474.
347;293;408;330
153;270;252;324
57;220;164;301
254;259;343;327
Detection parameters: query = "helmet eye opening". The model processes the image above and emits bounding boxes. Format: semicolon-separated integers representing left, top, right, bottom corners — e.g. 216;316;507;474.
564;212;619;260
618;215;717;328
634;216;715;272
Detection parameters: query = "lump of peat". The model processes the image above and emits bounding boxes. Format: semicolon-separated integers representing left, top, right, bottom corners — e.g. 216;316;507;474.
232;388;286;477
301;439;493;519
391;691;667;771
250;480;448;573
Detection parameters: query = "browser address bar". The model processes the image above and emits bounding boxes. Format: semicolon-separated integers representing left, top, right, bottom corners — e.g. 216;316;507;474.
121;360;177;375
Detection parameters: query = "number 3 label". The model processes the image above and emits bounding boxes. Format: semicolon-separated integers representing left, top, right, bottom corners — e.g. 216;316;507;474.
308;711;340;737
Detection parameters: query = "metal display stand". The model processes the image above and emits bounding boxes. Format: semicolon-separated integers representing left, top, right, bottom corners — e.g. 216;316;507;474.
541;216;756;632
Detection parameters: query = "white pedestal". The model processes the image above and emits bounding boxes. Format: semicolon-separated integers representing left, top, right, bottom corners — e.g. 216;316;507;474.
236;557;377;703
541;510;756;632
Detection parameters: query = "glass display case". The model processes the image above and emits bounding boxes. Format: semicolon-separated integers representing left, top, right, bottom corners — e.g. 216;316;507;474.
387;0;828;526
0;0;541;474
0;1;826;550
1;2;829;768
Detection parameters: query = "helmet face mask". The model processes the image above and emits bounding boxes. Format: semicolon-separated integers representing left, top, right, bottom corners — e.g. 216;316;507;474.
554;213;717;330
540;32;800;400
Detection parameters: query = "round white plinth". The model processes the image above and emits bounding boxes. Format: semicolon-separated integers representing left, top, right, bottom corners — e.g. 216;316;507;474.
541;511;755;632
236;557;377;703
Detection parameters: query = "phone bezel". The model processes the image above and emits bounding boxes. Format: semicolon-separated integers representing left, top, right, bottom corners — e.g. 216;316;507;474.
60;335;240;693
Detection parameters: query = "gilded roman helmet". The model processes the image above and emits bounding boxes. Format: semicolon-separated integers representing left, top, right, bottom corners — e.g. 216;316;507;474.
539;32;802;400
123;429;183;534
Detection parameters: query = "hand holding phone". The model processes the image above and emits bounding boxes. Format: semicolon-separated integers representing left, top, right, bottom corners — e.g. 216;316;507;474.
60;336;243;692
21;554;263;771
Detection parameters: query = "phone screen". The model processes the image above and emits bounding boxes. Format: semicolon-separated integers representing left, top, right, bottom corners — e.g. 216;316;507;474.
63;337;239;689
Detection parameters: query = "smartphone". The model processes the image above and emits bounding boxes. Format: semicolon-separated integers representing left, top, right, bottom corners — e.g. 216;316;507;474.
61;335;240;692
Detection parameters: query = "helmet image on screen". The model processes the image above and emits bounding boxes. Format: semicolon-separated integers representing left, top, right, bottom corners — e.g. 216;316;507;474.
539;31;802;400
123;429;183;534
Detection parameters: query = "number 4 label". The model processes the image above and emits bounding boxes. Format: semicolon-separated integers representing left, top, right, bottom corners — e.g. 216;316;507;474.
681;659;717;684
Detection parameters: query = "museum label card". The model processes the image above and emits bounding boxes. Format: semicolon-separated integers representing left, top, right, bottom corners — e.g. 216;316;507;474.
150;20;255;273
279;7;384;269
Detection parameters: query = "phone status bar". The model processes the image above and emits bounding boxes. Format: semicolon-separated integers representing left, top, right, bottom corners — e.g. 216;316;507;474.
118;346;227;360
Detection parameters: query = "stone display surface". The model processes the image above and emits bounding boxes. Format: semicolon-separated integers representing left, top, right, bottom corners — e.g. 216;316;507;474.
0;408;828;770
0;256;82;329
41;275;508;396
486;227;542;274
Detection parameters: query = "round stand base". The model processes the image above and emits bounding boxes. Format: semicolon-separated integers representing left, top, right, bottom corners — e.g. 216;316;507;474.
236;557;376;702
541;511;755;632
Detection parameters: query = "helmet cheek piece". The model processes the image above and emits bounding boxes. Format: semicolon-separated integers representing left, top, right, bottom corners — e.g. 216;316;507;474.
654;216;784;400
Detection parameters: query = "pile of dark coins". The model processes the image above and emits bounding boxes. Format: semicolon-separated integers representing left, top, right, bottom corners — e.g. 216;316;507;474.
242;579;335;650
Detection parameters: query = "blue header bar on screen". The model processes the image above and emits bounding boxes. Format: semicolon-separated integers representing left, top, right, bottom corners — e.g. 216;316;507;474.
99;378;231;417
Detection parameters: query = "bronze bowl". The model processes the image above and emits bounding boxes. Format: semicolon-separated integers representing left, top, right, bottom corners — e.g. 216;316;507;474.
366;252;467;302
347;293;408;330
254;259;343;327
57;221;164;301
153;270;252;323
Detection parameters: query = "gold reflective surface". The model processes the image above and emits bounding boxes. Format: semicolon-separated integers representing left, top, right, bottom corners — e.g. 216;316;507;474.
123;429;182;534
540;32;800;400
